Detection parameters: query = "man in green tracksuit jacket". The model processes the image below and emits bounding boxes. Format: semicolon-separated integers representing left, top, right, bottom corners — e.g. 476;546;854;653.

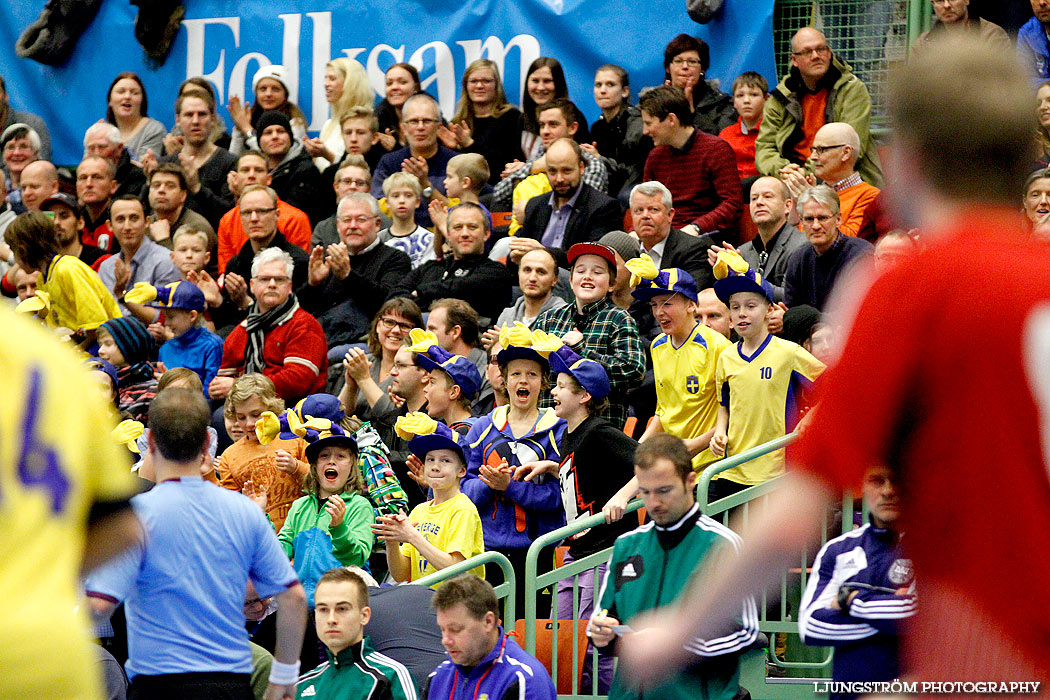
589;434;759;700
297;568;418;700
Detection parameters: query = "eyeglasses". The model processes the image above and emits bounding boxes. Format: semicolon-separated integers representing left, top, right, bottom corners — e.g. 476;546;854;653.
255;275;291;285
338;215;377;226
810;144;846;155
241;207;276;218
378;316;415;332
336;177;370;188
467;78;496;86
670;58;702;67
801;214;834;225
404;118;438;127
792;45;831;58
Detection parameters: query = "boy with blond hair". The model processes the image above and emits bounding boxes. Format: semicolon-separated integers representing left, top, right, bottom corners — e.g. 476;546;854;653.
380;172;433;268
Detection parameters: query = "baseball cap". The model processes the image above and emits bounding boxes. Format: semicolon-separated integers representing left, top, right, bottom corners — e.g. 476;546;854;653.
549;345;610;400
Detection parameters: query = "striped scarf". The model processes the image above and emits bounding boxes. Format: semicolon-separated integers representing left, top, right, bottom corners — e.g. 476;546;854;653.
243;295;298;375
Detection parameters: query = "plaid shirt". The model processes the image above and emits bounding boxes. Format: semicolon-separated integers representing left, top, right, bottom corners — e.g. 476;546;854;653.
534;298;646;429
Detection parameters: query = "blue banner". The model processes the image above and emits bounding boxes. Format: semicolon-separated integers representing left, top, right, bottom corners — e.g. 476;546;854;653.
0;0;775;165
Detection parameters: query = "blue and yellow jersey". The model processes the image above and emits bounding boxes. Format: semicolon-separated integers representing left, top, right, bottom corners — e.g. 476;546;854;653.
715;334;825;485
0;305;137;700
40;254;121;331
651;323;732;471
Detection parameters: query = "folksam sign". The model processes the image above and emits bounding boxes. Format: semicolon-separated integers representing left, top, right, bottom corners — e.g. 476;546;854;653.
0;0;775;165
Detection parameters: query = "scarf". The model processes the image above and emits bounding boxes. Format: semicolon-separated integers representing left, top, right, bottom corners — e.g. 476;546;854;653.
243;294;298;375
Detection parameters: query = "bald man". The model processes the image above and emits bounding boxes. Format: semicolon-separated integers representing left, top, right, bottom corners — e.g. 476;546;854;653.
755;27;883;188
737;176;807;301
18;160;58;212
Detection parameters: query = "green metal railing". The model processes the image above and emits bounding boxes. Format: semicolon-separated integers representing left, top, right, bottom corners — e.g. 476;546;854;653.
412;550;518;624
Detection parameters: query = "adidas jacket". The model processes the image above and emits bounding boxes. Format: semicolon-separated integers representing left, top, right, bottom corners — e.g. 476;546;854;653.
297;637;416;700
423;627;556;700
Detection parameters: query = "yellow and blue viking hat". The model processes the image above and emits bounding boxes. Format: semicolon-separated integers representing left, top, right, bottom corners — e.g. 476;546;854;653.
625;254;699;303
112;419;144;454
495;322;562;369
256;410;357;463
712;249;775;305
548;344;611;400
293;394;345;425
408;329;482;400
395;412;465;461
123;280;206;312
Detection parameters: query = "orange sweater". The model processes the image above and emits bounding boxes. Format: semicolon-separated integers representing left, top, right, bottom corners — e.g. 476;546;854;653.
216;436;309;531
837;181;881;237
217;198;312;273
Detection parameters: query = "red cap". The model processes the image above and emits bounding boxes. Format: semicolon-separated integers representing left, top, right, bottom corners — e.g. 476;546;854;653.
567;242;617;271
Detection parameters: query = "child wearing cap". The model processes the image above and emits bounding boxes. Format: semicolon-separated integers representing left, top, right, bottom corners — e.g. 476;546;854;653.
97;316;159;422
709;251;825;500
372;413;484;584
409;330;482;434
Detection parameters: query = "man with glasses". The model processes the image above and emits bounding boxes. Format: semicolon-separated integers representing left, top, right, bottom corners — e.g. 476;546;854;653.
299;192;411;349
371;93;457;228
756;27;883;188
312;156;391;249
782;184;873;311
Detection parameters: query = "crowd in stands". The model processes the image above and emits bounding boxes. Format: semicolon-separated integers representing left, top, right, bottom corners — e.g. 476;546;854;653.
6;3;1044;697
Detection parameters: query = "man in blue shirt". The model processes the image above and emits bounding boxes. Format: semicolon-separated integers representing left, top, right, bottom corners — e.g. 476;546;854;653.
86;388;308;700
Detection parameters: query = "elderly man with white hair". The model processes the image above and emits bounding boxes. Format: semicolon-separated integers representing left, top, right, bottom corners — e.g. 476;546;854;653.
83;121;147;199
211;246;328;402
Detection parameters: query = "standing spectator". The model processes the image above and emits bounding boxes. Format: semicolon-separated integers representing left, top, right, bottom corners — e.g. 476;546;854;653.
719;72;768;180
447;59;523;185
375;63;421;147
736;176;808;301
629;181;716;289
0;74;50;158
756;28;883;187
83;122;148;201
588;64;652;204
303;58;374;170
914;0;1010;51
641;86;742;237
662;34;737;135
2;123;40;213
257;111;326;226
519;57;591;161
104;72;165;160
415;343;482;432
228;65;308;155
1019;0;1050;81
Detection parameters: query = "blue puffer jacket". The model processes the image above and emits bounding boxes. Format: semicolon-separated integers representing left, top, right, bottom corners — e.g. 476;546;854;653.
1018;16;1050;83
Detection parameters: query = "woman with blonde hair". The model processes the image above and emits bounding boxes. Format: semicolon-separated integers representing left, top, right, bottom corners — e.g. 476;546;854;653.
304;57;375;169
443;59;522;184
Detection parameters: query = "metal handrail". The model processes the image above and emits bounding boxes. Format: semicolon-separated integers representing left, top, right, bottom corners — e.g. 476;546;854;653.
412;550;518;624
698;432;799;510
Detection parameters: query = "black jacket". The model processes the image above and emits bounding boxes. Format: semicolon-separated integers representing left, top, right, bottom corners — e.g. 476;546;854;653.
691;80;738;136
389;253;512;322
656;227;717;291
163;147;236;230
519;183;622;263
270;143;326;226
591;105;653;201
738;222;809;302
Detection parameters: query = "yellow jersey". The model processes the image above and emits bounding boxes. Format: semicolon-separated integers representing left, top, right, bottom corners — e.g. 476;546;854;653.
651;323;732;471
0;304;137;700
400;491;484;584
715;334;825;485
40;254;121;331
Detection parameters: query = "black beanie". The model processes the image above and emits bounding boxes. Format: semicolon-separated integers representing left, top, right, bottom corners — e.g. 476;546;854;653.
256;110;292;137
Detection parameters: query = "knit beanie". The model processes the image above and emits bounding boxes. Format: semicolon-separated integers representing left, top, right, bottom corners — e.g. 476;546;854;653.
256;110;292;137
598;230;642;264
100;317;157;365
780;305;822;346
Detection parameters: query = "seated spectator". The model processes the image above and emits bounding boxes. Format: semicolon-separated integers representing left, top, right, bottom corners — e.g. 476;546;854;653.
18;159;58;212
104;72;166;160
1036;82;1050;167
414;342;482;432
534;242;645;429
13;267;38;301
296;568;417;700
212;248;328;403
145;163;215;249
302;57;374;171
0;76;50;159
228;65;308;155
446;58;523;184
735;176;807;301
215;373;309;531
313;155;381;249
170;225;212;281
76;155;121;253
4;211;118;346
374;414;484;584
1025;167;1050;235
600;229;644;313
377;64;422;147
873;230;918;273
915;0;1009;51
379;172;434;268
629;181;715;289
783;185;874;310
218;151;312;272
427;574;557;700
97;315;159;422
372;93;457;228
300;192;412;349
696;287;731;339
425;298;490;398
640;86;742;237
97;195;181;317
2;123;40;213
492;99;608;212
429;153;486;254
39;192;109;270
492;247;568;333
83;122;147;200
257;110;326;225
663;34;737;135
719;72;768;180
390;202;512;322
589;64;652;203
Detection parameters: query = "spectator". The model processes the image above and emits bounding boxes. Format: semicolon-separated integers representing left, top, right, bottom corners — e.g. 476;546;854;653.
783;185;874;310
1037;82;1050;167
372;94;457;229
534;242;645;429
314;155;382;249
600;229;644;313
709;251;825;499
218;151;312;272
84;388;308;700
83;121;147;201
492;247;568;333
519;57;591;161
97;316;159;422
2;123;40;213
296;568;418;700
77;155;121;253
428;153;486;253
425;298;491;405
696;287;732;340
215;373;309;530
629;181;716;289
257;110;326;225
213;247;327;402
640;86;742;237
427;574;557;700
171;225;215;293
1019;0;1050;81
104;72;165;160
300;192;412;349
1025;167;1050;235
97;195;181;317
719;72;768;180
872;230;918;272
914;0;1010;51
589;434;758;700
13;267;37;301
322;108;388;197
335;297;422;413
144;163;215;249
756;27;883;187
18;159;57;212
447;58;523;184
662;34;737;135
165;77;232;152
736;176;808;301
375;415;484;584
0;75;50;159
37;192;109;269
799;465;916;693
303;57;374;170
588;64;652;203
379;172;434;268
375;63;422;147
390;202;512;322
415;342;482;432
229;65;308;155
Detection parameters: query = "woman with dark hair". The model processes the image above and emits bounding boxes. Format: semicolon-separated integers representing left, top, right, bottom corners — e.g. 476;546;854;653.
587;64;651;202
227;65;308;155
374;63;421;151
519;57;590;161
445;59;522;183
1036;82;1050;167
663;34;736;135
105;72;167;159
336;297;423;413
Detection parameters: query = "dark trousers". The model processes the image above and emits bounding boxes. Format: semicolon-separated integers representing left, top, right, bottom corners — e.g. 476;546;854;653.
128;672;252;700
